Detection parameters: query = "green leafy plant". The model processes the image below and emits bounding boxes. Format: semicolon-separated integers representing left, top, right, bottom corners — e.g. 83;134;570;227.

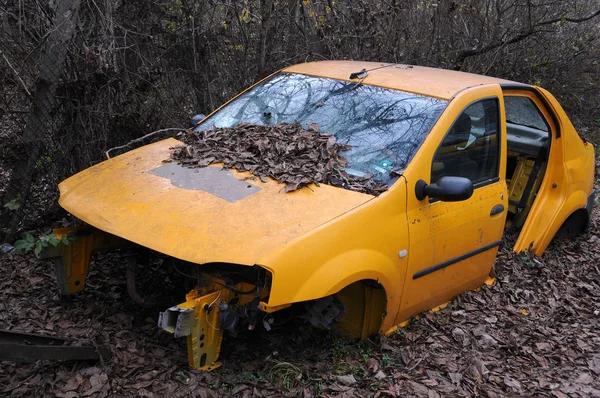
330;334;349;359
520;253;536;268
313;382;323;396
14;233;70;256
332;360;360;375
381;353;391;368
357;341;373;362
4;197;21;210
268;361;302;391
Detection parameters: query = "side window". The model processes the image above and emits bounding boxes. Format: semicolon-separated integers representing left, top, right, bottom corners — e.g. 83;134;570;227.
431;98;499;185
504;96;548;132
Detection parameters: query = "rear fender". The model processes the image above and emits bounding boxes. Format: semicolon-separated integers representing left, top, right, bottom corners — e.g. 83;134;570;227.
515;189;589;254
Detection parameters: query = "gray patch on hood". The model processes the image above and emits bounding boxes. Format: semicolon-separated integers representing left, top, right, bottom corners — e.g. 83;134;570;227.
148;163;261;203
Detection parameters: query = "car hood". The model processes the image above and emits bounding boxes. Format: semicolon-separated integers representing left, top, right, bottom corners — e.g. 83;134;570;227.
58;138;374;265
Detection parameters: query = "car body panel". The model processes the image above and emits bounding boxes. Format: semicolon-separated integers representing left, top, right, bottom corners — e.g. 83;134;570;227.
57;138;374;265
283;61;515;100
258;176;410;333
398;84;508;321
511;87;596;255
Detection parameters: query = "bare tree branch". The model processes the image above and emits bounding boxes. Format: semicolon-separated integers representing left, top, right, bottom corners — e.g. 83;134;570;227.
454;8;600;70
0;49;31;97
105;128;190;159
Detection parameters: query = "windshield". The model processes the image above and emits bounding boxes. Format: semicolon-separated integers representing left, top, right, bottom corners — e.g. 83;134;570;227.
196;73;447;184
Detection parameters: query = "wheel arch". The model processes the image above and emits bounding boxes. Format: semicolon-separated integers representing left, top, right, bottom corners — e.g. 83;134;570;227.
332;278;389;339
556;208;590;238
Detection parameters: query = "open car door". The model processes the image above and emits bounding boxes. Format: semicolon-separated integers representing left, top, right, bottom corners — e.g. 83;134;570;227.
503;85;594;256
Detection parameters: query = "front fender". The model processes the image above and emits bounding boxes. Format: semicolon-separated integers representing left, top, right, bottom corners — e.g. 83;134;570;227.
259;176;410;332
288;249;401;304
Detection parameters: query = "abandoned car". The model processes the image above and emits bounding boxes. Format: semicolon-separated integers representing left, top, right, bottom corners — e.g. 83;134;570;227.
47;61;595;370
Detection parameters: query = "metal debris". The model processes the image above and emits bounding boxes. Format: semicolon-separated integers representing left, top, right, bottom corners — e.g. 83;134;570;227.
0;329;111;363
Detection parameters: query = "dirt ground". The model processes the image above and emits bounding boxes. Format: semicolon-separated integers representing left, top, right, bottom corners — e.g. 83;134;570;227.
1;171;599;397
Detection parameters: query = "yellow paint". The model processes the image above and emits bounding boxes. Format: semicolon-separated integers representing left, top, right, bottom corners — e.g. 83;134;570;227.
283;61;514;100
259;302;291;313
429;302;449;313
510;87;595;255
58;139;373;266
484;276;496;286
49;226;124;294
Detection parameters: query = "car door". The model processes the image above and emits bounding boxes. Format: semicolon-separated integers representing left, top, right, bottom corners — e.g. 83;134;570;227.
500;86;583;256
395;84;508;323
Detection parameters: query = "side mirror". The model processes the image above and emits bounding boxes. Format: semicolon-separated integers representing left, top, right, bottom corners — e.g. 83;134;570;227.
191;114;206;127
415;176;473;202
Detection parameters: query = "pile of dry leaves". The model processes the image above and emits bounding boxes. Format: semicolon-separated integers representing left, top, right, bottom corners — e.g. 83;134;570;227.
168;123;388;196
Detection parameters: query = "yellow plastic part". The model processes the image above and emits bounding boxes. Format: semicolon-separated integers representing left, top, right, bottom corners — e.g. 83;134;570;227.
334;281;386;339
258;302;291;313
384;320;410;336
177;289;225;371
49;226;123;294
506;154;547;230
429;302;449;313
171;278;270;370
484;276;496;286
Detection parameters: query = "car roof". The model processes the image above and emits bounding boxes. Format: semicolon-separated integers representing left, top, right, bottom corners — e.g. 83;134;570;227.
282;60;517;100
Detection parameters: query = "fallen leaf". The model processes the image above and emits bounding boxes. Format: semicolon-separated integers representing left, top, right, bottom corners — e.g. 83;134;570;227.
366;358;379;374
335;374;357;385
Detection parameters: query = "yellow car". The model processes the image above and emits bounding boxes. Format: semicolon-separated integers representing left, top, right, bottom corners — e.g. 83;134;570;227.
48;61;595;370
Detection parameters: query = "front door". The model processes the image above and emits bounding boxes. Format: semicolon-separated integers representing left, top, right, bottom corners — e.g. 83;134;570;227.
397;85;508;323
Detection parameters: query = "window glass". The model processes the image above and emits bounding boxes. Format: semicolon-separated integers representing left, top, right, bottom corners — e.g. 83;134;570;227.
505;96;548;131
197;73;447;185
431;99;499;185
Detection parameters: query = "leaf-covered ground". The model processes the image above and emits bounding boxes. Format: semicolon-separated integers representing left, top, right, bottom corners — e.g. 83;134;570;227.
1;164;598;398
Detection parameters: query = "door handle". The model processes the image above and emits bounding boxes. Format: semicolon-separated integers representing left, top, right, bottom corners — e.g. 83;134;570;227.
490;204;504;216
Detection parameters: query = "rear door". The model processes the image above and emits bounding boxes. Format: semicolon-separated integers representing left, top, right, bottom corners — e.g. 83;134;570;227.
500;86;563;255
396;84;508;323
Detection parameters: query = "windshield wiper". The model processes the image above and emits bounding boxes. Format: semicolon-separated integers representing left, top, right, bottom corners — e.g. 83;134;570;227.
349;69;368;79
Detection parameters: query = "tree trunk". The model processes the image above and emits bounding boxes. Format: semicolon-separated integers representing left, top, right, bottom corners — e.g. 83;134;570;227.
1;0;81;241
258;0;274;77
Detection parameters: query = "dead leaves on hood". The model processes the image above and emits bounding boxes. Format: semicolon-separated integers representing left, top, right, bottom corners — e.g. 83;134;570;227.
168;123;388;196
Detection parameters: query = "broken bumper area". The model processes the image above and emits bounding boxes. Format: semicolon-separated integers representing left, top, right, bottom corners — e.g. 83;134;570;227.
159;290;225;371
158;277;271;371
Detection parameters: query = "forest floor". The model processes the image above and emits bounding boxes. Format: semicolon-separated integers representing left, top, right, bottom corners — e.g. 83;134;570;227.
0;160;599;398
